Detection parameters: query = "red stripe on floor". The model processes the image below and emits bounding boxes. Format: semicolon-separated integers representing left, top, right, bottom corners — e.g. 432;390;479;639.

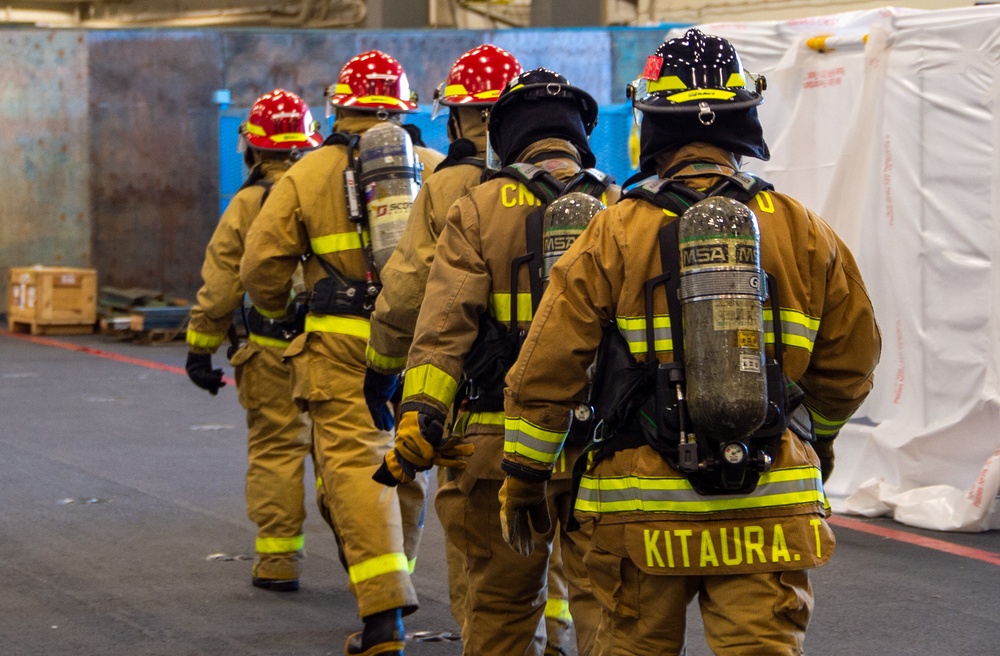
1;329;237;386
830;515;1000;566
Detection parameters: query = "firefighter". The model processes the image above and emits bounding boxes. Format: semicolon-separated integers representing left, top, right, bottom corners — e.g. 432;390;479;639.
240;51;443;656
185;89;321;592
497;30;882;655
361;43;532;643
373;68;618;656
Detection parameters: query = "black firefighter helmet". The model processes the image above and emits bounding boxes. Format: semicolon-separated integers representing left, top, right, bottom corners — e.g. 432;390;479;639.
487;68;598;169
629;29;770;171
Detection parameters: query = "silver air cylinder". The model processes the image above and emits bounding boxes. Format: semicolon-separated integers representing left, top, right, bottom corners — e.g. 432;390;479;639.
678;197;768;441
542;192;605;287
359;122;421;271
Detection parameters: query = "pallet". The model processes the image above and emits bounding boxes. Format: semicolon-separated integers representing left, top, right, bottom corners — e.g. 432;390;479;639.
127;327;187;345
8;319;95;336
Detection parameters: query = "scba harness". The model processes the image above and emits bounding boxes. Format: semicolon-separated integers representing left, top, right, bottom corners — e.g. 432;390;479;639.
460;163;612;442
575;169;806;501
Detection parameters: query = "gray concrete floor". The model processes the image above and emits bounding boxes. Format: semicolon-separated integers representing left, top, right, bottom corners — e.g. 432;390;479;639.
1;329;998;656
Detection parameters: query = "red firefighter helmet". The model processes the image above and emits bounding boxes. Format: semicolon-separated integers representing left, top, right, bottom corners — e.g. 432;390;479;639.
239;89;323;153
326;50;418;114
435;44;523;109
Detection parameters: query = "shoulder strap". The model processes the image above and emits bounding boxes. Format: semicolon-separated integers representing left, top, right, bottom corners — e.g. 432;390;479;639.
623;178;707;216
565;168;614;200
703;171;774;203
493;163;567;204
323;131;354;147
435;138;485;173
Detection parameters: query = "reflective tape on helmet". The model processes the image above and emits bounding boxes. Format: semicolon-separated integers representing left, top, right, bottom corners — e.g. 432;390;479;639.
646;75;688;93
666;89;737;103
504;416;567;466
268;132;313;143
490;291;534;323
348;552;410;584
309;230;370;255
255;534;305;554
304;314;370;340
186;328;225;350
402;363;459;408
575;465;827;515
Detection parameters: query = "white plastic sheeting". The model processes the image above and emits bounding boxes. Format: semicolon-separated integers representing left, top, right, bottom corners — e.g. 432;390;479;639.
669;7;1000;531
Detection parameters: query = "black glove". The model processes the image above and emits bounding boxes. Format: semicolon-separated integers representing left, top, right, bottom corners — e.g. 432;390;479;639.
364;368;399;431
185;352;226;396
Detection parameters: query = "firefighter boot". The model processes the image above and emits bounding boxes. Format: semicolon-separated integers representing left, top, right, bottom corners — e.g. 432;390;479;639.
344;607;406;656
251;551;302;592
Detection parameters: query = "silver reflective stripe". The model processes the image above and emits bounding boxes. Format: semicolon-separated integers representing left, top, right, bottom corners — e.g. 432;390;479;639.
575;466;826;514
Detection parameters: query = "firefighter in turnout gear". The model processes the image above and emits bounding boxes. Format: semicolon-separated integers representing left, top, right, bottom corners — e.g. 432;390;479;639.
499;30;881;655
240;52;443;656
186;89;321;592
373;68;618;656
359;44;534;644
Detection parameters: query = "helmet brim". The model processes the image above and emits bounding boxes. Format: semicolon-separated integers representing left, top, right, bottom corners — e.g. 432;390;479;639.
246;132;324;151
328;95;418;113
633;88;762;115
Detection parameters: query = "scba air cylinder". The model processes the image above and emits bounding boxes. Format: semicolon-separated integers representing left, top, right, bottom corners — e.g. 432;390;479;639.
678;196;768;441
542;192;606;287
359;122;422;271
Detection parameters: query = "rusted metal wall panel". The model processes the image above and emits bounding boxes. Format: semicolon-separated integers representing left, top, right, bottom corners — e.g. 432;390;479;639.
89;31;222;300
0;30;89;305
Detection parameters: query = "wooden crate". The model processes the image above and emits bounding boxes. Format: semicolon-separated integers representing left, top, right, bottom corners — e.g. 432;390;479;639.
7;266;97;335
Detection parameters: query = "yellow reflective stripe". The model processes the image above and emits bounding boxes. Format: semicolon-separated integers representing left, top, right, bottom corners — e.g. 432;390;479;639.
444;83;469;97
647;75;687;92
763;308;820;352
310;231;368;255
255;534;305;554
809;407;847;438
467;411;504;427
304;314;370;339
248;332;292;349
490;292;534;323
348;552;410;584
545;597;573;623
254;305;287;320
725;72;747;88
576;466;826;514
245;122;267;136
403;363;459;408
666;89;737;103
186;328;224;350
366;344;407;372
616;315;673;355
408;558;417;574
334;83;353;95
504;416;566;466
356;95;412;109
269;132;311;143
473;90;501;100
